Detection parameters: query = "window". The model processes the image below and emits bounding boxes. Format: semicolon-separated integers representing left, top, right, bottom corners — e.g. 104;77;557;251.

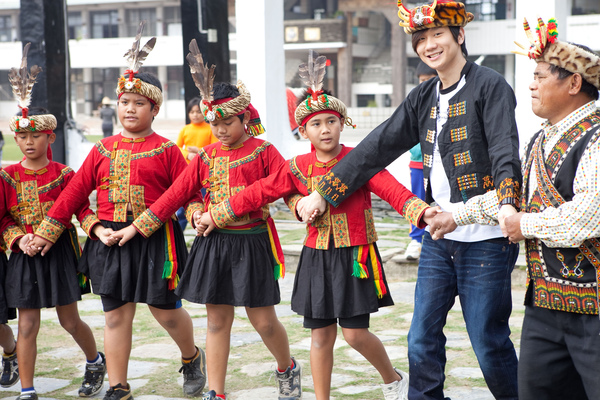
465;0;506;21
167;66;184;100
68;12;83;40
0;15;12;42
91;10;119;38
163;7;182;36
0;70;12;101
126;8;157;37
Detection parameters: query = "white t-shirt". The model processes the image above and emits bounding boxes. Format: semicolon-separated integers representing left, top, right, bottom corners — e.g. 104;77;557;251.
427;78;502;242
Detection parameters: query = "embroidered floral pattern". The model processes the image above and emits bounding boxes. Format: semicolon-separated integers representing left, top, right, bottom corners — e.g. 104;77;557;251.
450;126;468;142
36;217;66;243
132;209;163;238
364;208;378;243
80;213;101;237
402;196;429;227
447;101;467;118
453;151;473;166
332;213;351;248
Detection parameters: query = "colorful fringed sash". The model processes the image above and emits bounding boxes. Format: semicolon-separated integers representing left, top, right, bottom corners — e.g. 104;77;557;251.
163;218;180;290
67;226;88;289
218;219;285;279
352;244;387;298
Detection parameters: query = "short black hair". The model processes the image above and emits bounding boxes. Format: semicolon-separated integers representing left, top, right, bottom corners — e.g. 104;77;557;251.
548;43;599;101
411;26;468;57
16;106;49;117
212;82;244;123
187;96;201;113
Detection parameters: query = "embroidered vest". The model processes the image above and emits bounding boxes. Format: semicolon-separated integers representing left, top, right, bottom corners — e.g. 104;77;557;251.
522;112;600;314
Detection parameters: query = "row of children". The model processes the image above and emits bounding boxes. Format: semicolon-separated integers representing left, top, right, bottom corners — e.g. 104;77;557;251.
0;22;437;400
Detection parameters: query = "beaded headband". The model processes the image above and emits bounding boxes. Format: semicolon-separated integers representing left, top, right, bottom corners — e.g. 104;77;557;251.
513;17;600;90
294;50;355;128
8;42;57;133
115;21;163;107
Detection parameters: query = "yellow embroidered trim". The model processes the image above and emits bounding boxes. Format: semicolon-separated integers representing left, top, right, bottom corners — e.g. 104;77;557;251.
121;137;146;143
401;197;429;227
2;224;25;250
35;217;65;243
23;168;48;176
331;213;351;248
315;159;338;169
286;194;303;217
364;208;378;243
185;202;205;226
210;201;236;229
132;209;163;238
221;143;244;151
80;213;101;237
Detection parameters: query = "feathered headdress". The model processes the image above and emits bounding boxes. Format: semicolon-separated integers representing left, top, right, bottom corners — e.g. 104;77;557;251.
294;50;354;128
513;17;600;90
116;21;163;107
188;39;265;135
397;0;473;34
8;42;56;134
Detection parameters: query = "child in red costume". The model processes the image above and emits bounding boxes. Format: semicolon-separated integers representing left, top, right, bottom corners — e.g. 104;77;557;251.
112;41;301;400
199;51;439;400
27;25;206;400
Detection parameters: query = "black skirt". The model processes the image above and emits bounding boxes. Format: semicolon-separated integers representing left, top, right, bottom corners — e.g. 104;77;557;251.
6;229;89;309
0;253;15;323
79;220;187;305
175;230;281;307
291;244;394;319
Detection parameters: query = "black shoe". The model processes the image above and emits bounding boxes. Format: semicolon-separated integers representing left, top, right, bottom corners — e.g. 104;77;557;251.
0;351;18;388
16;393;38;400
79;352;106;397
103;383;132;400
179;347;206;397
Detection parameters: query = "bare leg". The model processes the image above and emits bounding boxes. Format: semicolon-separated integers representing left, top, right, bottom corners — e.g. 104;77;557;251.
148;306;196;358
310;324;337;400
205;304;234;395
104;303;136;387
341;327;399;384
56;302;98;360
0;324;16;353
245;306;291;370
16;308;40;389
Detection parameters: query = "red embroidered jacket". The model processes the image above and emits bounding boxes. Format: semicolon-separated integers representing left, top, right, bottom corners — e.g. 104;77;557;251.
0;162;96;250
35;133;201;243
210;146;430;250
132;137;288;237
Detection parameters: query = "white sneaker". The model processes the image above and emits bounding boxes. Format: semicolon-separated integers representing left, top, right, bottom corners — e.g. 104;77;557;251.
404;240;421;261
381;368;409;400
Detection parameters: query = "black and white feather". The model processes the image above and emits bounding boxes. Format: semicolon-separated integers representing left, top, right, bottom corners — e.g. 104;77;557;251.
8;42;42;110
298;50;327;93
123;20;157;73
186;38;215;103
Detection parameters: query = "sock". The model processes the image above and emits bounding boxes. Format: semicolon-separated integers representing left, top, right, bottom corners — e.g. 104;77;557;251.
277;358;295;373
87;352;102;365
182;347;199;364
216;395;226;399
3;340;16;357
21;387;35;395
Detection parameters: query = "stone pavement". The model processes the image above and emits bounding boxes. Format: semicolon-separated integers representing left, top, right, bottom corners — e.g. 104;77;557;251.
0;263;526;400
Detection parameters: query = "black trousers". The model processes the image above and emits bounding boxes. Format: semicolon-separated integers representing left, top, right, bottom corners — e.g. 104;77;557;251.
518;305;600;400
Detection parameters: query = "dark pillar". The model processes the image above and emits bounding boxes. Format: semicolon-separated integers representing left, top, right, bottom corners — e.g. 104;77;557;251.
20;0;70;163
181;0;230;123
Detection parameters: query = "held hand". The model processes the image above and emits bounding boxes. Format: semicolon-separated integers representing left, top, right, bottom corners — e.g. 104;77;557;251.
422;206;442;226
198;212;216;237
192;210;203;228
187;146;199;154
498;204;518;237
297;191;326;223
187;153;197;161
95;227;117;246
111;225;138;246
504;212;526;243
429;211;457;240
27;236;54;256
17;233;34;255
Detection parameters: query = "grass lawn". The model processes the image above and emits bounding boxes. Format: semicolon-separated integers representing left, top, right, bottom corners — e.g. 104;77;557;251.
2;134;102;162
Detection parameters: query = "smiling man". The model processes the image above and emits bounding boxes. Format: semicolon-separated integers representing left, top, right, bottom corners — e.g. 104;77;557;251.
296;1;521;399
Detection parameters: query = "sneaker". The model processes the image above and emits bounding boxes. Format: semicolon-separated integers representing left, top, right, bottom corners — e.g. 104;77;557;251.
202;390;217;400
381;368;409;400
0;351;19;388
274;357;301;400
103;383;133;400
404;240;421;261
16;394;38;400
179;347;206;397
79;352;107;397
